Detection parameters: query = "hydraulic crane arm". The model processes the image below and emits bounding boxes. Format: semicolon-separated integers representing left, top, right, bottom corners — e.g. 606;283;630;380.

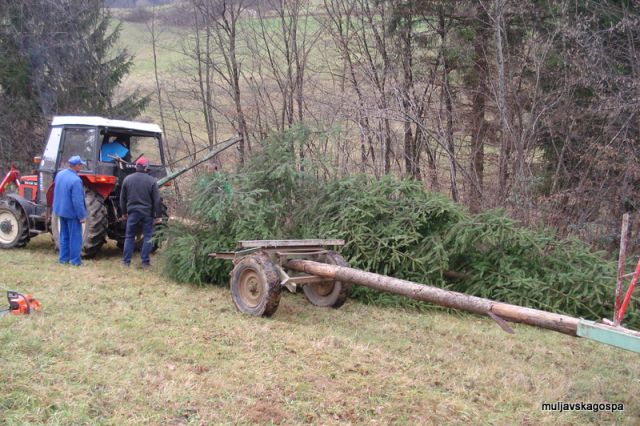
157;135;242;187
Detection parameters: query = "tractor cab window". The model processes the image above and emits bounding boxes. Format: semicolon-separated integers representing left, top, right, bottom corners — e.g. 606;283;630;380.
129;135;162;166
100;135;131;163
60;128;97;171
41;127;63;170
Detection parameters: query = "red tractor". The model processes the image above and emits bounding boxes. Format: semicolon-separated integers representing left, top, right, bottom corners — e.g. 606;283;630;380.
0;116;170;256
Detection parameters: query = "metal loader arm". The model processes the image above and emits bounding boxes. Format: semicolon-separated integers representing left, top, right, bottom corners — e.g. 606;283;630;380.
157;135;242;187
0;165;21;196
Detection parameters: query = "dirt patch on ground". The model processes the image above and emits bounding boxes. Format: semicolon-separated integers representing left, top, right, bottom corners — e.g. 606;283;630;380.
247;400;288;424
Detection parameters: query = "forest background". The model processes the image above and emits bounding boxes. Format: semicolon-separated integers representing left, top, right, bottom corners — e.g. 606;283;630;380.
3;0;640;314
1;0;638;245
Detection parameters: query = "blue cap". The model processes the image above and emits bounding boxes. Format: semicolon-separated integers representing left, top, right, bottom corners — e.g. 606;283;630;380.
68;155;87;166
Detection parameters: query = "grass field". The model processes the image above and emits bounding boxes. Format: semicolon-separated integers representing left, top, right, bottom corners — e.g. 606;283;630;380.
117;21;185;78
0;235;638;424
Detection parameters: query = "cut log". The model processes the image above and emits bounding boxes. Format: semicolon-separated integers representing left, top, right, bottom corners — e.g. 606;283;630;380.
490;302;578;336
286;259;579;336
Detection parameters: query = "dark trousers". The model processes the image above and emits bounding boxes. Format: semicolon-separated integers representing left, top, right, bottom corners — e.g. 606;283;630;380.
59;217;83;266
123;211;154;265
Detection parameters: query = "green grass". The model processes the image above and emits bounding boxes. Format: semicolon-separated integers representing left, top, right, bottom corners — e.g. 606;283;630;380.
0;235;638;424
116;12;332;82
117;21;185;77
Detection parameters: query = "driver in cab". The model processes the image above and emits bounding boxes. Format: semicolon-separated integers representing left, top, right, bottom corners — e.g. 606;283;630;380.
101;137;130;163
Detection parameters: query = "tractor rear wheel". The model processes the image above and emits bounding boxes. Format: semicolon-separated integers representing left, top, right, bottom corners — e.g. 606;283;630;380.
230;254;282;317
0;197;30;248
303;251;351;308
52;189;108;258
82;189;108;257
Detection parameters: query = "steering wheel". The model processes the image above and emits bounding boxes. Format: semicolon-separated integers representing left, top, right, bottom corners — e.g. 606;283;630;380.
108;154;130;165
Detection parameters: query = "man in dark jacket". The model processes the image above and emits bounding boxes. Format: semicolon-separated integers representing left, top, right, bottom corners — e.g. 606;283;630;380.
52;155;87;266
120;156;161;267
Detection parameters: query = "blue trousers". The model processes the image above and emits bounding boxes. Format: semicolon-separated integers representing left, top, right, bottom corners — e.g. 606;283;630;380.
59;217;83;266
123;211;154;265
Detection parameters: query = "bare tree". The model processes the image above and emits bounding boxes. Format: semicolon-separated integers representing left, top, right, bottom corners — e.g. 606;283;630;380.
322;0;376;173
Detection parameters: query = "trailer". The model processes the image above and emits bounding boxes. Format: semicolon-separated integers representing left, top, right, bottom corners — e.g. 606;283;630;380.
211;239;350;316
212;239;640;353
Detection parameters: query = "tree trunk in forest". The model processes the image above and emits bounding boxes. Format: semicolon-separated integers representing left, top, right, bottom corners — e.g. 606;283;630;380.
362;0;392;175
226;13;248;166
439;9;458;202
494;0;511;203
383;119;392;175
468;4;490;212
424;133;439;191
192;5;216;151
400;14;419;179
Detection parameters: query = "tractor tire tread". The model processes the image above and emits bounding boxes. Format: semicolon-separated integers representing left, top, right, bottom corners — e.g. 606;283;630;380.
230;253;282;317
81;189;108;258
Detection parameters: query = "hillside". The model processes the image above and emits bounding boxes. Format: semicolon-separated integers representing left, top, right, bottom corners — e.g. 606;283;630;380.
0;236;637;424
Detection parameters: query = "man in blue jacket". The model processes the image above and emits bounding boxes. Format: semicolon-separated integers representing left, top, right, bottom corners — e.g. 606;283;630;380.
52;155;87;266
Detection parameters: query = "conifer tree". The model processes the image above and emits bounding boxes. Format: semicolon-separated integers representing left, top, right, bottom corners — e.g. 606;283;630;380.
0;0;148;169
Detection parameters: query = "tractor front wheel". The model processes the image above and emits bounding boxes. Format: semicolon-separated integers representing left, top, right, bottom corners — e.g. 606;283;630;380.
0;197;30;249
52;189;108;258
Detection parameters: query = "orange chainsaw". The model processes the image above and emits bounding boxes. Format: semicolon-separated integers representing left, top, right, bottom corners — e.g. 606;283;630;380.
0;290;41;316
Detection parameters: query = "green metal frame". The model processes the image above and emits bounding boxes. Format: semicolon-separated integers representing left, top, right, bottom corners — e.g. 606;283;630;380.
577;320;640;353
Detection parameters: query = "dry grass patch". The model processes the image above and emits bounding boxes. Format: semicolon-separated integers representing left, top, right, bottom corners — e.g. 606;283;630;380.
0;235;638;424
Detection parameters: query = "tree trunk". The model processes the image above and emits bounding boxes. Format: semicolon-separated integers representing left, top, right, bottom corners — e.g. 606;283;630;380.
467;4;489;212
227;14;247;166
494;0;511;203
192;5;215;151
439;8;458;202
401;17;420;180
286;259;579;336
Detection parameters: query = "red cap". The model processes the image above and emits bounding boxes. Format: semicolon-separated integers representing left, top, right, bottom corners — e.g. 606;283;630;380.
135;156;148;167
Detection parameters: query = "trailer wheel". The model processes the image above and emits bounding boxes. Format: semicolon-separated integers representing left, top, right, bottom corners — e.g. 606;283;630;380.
0;198;30;248
303;251;351;308
230;254;282;317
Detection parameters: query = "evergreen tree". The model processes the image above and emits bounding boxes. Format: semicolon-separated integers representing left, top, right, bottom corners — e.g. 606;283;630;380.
0;0;148;169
